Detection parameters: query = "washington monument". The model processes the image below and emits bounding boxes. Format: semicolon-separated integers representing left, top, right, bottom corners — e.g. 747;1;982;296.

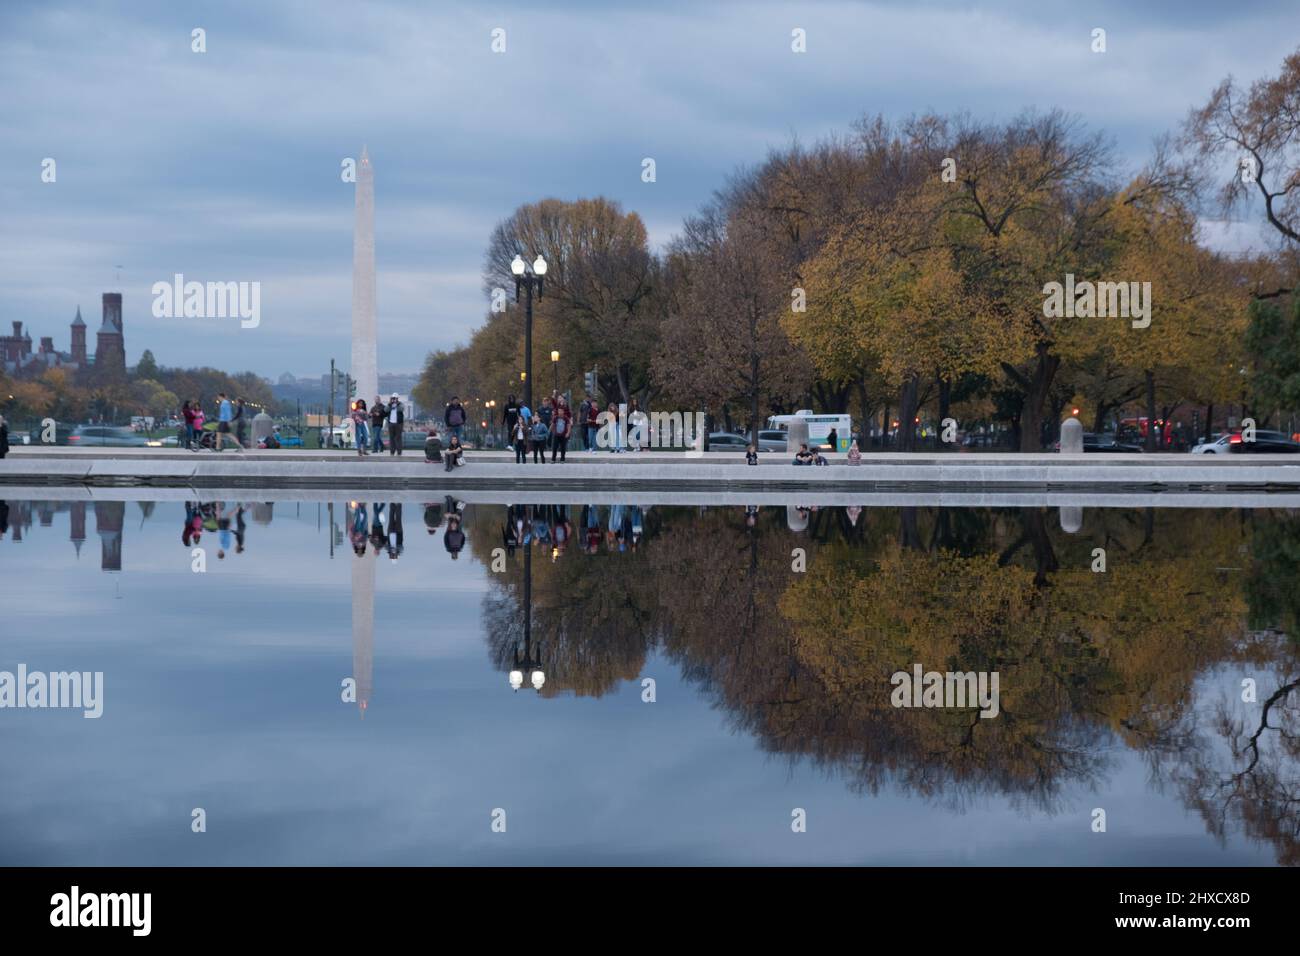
351;147;377;403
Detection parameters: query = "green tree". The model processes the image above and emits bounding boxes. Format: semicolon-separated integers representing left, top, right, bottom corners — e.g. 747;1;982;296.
134;349;159;380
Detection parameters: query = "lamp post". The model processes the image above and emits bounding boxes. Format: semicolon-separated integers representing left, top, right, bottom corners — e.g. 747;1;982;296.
511;254;547;411
550;350;560;395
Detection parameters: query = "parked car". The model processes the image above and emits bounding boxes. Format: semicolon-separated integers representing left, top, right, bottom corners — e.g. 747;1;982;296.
749;429;788;452
1083;432;1143;453
1191;433;1230;454
320;424;354;448
1192;429;1300;454
67;425;148;447
1053;431;1142;452
27;421;74;445
707;432;750;451
1227;429;1300;453
6;430;30;447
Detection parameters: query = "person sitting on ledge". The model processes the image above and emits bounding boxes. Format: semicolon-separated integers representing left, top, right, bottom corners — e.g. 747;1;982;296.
847;439;862;465
444;434;464;472
746;443;759;466
793;443;815;466
424;427;443;463
813;453;829;465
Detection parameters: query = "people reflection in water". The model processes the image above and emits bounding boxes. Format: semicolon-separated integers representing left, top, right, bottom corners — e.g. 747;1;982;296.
182;502;203;546
423;500;442;537
349;502;368;556
582;505;601;554
553;505;572;555
443;497;465;558
531;505;550;546
503;505;524;553
369;502;386;556
215;502;233;559
179;500;248;556
386;503;403;561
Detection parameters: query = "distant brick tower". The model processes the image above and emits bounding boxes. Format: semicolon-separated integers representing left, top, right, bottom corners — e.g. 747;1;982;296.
96;292;126;377
70;306;87;367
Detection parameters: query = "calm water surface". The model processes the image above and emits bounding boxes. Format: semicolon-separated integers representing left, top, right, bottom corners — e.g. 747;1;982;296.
0;497;1296;865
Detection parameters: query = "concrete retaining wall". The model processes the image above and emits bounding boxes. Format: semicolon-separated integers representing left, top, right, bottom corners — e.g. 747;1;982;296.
3;448;1299;491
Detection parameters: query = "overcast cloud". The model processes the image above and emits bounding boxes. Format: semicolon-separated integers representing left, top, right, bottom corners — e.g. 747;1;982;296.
1;0;1294;377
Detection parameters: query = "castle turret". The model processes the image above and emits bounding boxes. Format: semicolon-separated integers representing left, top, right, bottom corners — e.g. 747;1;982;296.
71;306;87;366
95;293;125;377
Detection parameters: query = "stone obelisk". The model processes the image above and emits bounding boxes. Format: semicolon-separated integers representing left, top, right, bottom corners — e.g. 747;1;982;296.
351;147;378;404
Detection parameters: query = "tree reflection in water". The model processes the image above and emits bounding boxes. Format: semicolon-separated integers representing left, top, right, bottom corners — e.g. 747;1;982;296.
474;502;1300;864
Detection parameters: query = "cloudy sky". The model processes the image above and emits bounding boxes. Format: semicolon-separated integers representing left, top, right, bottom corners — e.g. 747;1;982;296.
1;0;1294;378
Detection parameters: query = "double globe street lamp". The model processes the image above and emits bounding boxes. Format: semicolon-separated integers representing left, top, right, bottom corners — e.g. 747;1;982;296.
511;254;547;410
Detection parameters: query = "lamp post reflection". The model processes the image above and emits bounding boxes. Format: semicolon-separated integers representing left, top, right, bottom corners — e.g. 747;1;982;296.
509;542;545;692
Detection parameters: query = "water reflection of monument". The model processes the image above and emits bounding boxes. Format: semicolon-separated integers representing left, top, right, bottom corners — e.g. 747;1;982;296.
351;539;374;718
342;502;375;718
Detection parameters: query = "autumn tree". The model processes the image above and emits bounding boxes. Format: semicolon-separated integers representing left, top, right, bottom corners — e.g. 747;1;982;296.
1186;45;1300;255
657;201;811;433
483;198;661;404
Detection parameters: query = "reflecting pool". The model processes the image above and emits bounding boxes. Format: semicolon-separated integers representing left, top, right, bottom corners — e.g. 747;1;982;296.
0;496;1296;865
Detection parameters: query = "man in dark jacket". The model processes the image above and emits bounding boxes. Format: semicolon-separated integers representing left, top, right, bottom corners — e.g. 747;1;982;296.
369;397;386;454
444;396;467;442
0;415;8;459
502;395;520;443
387;395;405;455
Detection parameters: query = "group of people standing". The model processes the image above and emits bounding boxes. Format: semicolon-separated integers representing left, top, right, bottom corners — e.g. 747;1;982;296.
493;393;655;461
349;394;406;457
500;393;579;463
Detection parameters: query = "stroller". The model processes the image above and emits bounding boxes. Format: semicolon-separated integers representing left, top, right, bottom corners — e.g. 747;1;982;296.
186;426;242;451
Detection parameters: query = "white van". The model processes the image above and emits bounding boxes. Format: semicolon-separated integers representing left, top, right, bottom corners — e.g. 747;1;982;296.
766;410;852;452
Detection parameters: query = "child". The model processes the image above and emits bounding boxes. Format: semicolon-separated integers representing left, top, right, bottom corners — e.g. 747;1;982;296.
745;443;759;466
847;439;862;465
